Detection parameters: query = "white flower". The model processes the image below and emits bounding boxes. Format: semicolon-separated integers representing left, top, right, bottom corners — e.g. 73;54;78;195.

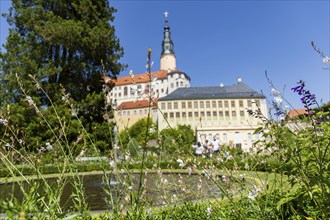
45;142;53;151
187;166;192;175
244;163;249;170
0;117;8;126
239;173;246;180
274;96;282;104
176;158;185;168
26;96;34;106
323;56;330;64
248;191;258;200
109;160;116;168
271;88;281;96
206;207;212;216
161;178;168;184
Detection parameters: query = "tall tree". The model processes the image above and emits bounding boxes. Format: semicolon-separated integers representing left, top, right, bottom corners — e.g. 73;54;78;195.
0;0;124;153
0;0;125;103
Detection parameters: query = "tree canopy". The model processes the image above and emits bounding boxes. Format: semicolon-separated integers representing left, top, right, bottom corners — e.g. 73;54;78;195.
0;0;125;103
0;0;125;154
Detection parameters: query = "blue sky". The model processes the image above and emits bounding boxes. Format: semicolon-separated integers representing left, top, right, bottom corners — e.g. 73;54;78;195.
1;0;329;110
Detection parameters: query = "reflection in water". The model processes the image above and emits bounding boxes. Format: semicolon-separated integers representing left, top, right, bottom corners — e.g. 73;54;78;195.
0;172;227;211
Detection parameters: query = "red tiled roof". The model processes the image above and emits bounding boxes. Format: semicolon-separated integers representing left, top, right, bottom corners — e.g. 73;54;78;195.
287;109;307;118
116;99;158;110
114;70;168;86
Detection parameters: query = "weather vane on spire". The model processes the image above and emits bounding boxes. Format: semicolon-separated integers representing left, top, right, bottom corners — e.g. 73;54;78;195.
164;11;169;23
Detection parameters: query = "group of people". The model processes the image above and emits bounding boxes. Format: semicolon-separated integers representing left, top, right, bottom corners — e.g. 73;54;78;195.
192;137;220;156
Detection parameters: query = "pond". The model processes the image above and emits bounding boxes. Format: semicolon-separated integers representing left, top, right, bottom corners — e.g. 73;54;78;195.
0;172;232;211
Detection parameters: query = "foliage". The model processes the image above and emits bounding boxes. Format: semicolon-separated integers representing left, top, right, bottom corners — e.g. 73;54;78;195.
0;0;123;155
160;124;195;154
118;117;158;150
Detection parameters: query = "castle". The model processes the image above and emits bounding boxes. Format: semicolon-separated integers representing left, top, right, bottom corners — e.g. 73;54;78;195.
108;12;267;152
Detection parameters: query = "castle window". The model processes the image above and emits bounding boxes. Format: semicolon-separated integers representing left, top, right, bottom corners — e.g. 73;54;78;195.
134;110;137;115
176;112;180;118
240;111;244;116
139;110;142;115
182;112;186;117
200;101;204;108
213;111;217;116
170;112;174;118
188;102;192;108
194;101;198;108
248;100;252;107
218;101;223;108
212;101;217;108
232;111;236;117
239;100;244;107
201;112;205;117
182;102;186;109
255;100;260;106
207;111;211;117
167;102;172;109
164;113;168;118
219;111;223;117
124;87;128;96
224;101;229;107
188;112;192;117
225;111;229;117
206;101;210;108
194;112;199;117
231;101;235;107
174;102;178;109
161;103;165;110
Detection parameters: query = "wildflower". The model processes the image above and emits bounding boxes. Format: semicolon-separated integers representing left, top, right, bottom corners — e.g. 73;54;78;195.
0;117;8;126
323;56;330;63
161;178;168;184
206;207;212;216
187;166;192;175
239;173;246;180
26;96;34;106
244;163;249;170
45;142;53;151
291;81;317;112
274;96;282;104
177;158;185;168
248;191;258;200
109;160;116;168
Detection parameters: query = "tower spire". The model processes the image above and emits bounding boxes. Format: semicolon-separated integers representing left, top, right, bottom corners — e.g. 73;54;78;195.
160;11;176;70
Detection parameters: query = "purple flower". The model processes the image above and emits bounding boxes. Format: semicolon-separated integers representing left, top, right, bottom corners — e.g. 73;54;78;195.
291;81;317;112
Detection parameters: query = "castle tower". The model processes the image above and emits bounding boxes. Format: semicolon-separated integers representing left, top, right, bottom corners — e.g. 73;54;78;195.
160;11;176;71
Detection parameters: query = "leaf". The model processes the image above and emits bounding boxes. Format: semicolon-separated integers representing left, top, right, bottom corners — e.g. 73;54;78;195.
253;127;263;134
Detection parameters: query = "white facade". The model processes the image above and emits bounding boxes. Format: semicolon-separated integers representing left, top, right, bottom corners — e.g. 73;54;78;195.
157;82;268;152
107;71;190;106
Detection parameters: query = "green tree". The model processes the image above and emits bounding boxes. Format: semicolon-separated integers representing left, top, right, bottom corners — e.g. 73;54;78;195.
119;117;158;150
1;0;125;104
0;0;124;154
160;124;194;154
